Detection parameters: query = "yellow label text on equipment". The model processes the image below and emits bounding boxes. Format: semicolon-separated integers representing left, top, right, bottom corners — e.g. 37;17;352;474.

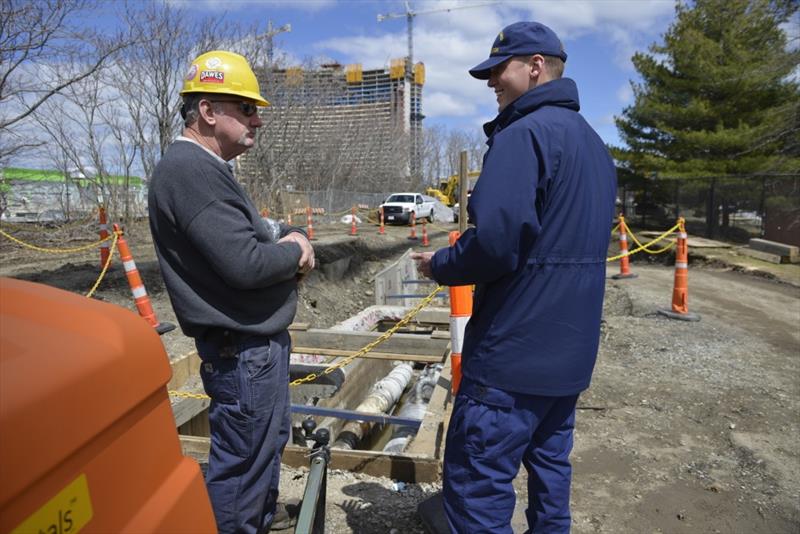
11;474;93;534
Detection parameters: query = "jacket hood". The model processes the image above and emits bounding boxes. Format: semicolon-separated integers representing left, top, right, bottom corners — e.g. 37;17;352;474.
483;77;580;137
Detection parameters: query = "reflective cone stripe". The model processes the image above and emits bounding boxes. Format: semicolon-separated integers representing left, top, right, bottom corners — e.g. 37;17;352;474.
306;207;315;240
408;212;417;239
99;206;110;269
379;207;385;234
350;206;357;236
671;219;690;314
448;231;472;396
618;215;633;276
113;224;159;328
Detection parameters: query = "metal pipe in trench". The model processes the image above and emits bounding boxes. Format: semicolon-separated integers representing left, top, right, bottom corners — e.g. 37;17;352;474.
383;364;442;454
333;363;414;449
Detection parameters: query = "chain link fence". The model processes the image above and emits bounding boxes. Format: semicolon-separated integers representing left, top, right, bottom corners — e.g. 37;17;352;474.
618;175;800;246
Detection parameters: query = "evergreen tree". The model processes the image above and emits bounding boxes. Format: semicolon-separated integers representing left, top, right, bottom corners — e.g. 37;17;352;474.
614;0;799;235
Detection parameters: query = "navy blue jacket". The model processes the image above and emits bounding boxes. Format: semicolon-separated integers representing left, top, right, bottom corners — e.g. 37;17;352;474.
430;78;617;396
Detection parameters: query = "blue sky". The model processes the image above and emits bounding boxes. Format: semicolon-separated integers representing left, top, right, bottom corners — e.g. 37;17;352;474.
164;0;679;147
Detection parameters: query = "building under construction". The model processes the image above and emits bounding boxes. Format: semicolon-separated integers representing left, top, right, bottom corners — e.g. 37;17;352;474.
238;59;425;198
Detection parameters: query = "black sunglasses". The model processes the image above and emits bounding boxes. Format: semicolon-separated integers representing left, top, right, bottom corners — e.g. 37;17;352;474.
207;99;258;117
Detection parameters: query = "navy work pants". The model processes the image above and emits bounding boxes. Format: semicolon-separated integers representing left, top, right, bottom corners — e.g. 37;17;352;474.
196;331;291;534
443;377;579;533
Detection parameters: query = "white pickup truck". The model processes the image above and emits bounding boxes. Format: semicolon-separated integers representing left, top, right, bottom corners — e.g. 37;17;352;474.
379;193;435;224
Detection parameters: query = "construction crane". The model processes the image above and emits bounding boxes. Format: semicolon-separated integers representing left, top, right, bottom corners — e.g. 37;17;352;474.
377;2;497;179
377;1;497;79
258;19;292;65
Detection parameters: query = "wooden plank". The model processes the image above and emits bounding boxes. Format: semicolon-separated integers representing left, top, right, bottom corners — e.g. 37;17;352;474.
739;247;783;264
292;346;445;364
170;376;210;427
290;329;449;357
289;322;311;331
179;436;441;483
406;353;453;459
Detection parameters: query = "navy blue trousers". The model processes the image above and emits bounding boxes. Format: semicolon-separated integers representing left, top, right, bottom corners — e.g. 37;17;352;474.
196;331;291;534
443;377;579;533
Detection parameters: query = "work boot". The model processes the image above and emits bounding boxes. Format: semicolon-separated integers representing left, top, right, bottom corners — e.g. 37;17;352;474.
269;498;301;531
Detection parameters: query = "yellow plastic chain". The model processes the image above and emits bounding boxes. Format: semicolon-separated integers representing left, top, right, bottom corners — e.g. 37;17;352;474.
626;227;676;255
0;227;112;253
85;232;119;298
168;284;445;400
607;222;681;262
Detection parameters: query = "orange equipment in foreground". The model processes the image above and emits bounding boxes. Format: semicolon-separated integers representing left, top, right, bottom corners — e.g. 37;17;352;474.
447;231;473;395
408;212;418;240
658;218;700;322
612;215;637;279
113;224;175;335
349;206;358;236
98;206;111;269
421;219;430;247
378;207;385;235
306;206;316;240
0;278;216;533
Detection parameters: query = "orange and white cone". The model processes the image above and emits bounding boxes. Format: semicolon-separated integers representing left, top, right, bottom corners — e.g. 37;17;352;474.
306;206;316;241
350;206;358;236
287;212;293;225
421;219;430;247
658;218;700;321
113;224;175;334
98;206;111;270
612;215;637;279
448;231;472;396
379;207;385;235
408;212;418;240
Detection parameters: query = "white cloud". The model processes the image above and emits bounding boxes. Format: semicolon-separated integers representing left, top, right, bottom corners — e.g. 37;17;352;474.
166;0;335;12
425;92;478;117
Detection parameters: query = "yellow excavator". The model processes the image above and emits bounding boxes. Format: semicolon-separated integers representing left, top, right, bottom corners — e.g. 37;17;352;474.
425;171;481;207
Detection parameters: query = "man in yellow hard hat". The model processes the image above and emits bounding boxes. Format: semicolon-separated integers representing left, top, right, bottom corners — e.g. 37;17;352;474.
148;50;313;533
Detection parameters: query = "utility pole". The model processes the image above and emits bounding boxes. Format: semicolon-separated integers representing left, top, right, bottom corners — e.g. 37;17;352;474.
259;19;291;65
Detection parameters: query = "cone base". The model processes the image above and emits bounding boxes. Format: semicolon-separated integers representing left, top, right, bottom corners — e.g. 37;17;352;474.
657;309;700;322
155;322;177;335
612;273;638;280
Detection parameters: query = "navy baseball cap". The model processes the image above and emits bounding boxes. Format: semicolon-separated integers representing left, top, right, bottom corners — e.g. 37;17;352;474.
469;21;567;80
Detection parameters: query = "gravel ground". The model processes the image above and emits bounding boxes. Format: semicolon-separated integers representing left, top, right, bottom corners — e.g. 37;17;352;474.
2;220;798;532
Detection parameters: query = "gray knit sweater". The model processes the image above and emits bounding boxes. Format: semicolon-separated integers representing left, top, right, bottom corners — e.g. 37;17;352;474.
148;140;303;339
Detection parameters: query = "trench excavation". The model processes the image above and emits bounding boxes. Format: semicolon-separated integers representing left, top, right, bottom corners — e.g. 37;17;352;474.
174;242;456;483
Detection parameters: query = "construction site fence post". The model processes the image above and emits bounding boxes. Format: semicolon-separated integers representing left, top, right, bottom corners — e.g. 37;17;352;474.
658;217;700;322
113;224;176;335
448;231;472;396
98;206;111;270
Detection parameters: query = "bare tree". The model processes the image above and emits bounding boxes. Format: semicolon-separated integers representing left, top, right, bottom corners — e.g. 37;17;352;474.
0;0;133;164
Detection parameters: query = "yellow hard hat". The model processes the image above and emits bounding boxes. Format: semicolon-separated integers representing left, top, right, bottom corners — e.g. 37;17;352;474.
181;50;269;106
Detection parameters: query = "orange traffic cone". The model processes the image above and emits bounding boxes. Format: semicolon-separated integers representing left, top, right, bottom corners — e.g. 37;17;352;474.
98;206;111;270
379;207;385;235
408;212;418;240
306;206;316;241
260;208;269;218
421;219;430;247
287;211;293;225
448;231;472;395
612;215;637;279
658;218;700;321
349;206;358;236
113;224;175;334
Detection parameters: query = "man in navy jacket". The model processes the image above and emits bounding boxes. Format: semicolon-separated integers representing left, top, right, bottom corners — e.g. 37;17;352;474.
413;21;617;533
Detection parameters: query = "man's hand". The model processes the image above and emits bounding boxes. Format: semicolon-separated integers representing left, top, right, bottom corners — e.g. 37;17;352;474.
411;251;435;279
279;232;315;274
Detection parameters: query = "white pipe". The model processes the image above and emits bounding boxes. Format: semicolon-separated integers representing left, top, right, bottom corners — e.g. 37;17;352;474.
382;364;442;454
334;363;414;449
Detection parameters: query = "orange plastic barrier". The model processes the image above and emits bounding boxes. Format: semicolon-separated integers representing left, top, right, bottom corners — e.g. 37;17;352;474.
306;207;315;241
658;218;700;321
349;206;358;236
448;231;472;395
0;278;215;533
421;219;430;247
612;215;637;279
98;206;111;270
408;212;418;240
113;224;175;335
